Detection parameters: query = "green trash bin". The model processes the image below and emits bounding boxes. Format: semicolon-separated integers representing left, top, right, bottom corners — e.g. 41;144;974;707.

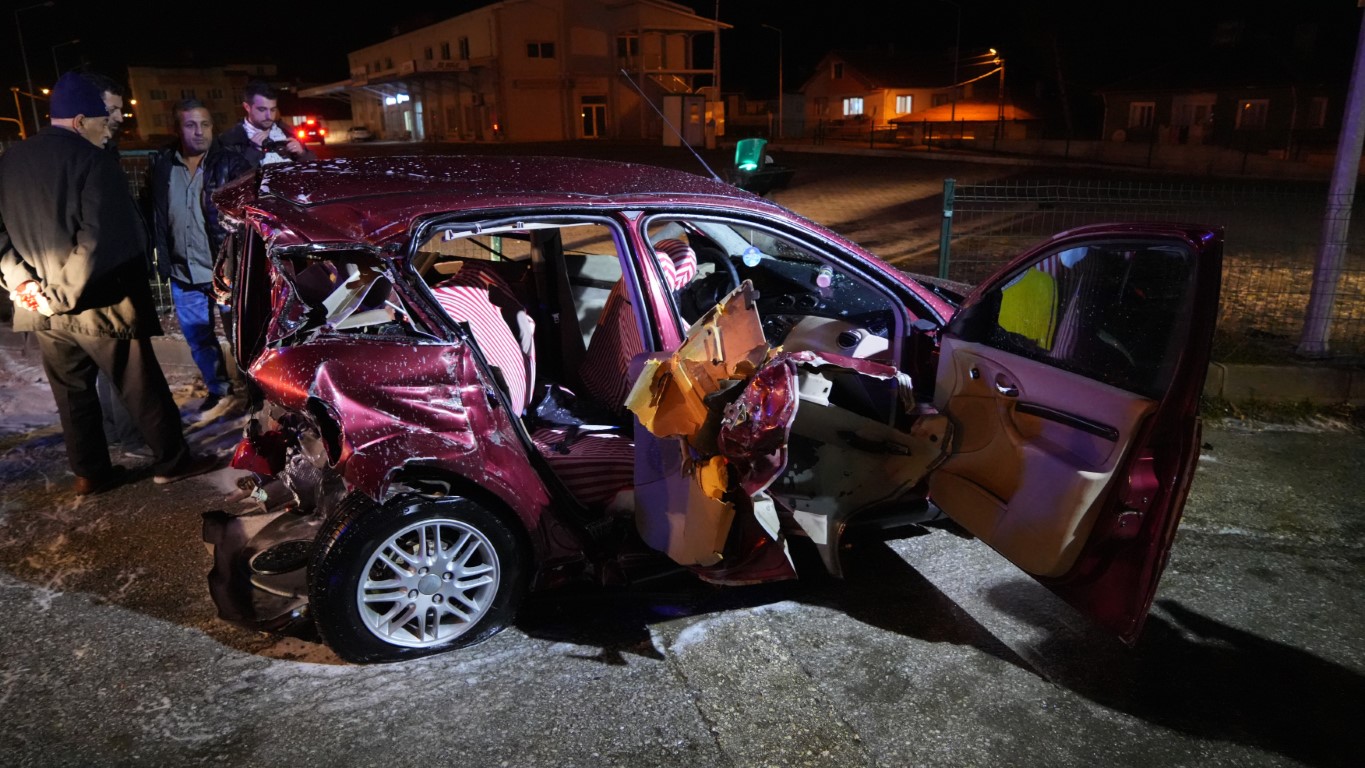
735;137;767;172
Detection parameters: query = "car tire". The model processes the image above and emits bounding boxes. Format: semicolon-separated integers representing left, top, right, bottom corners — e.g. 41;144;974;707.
309;496;526;663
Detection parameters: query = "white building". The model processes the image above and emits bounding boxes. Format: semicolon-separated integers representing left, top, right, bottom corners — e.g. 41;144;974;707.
303;0;725;143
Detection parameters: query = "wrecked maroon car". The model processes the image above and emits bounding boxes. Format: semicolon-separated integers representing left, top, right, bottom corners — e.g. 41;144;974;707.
204;155;1222;663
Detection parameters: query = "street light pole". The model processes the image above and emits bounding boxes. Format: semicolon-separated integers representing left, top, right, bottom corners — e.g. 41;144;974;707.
15;1;55;134
713;0;722;98
10;88;28;140
761;23;783;140
933;0;961;124
52;38;80;80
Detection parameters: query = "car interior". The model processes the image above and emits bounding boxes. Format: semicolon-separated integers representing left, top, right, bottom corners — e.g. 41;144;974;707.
399;213;950;573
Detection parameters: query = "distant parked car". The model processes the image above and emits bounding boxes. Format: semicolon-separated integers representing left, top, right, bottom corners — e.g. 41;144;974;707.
206;155;1224;663
294;117;326;145
347;124;374;142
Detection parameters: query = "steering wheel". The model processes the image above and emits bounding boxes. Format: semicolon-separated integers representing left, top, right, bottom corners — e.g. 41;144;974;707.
676;246;740;321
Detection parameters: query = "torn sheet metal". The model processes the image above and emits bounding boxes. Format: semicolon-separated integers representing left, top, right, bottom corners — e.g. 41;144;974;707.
626;280;767;443
628;281;948;579
717;356;799;497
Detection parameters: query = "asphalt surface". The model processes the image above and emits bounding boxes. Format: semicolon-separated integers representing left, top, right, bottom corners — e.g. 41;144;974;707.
0;364;1360;766
0;142;1361;766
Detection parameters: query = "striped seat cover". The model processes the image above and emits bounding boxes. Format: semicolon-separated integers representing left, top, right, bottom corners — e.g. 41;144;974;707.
530;426;635;507
431;262;536;415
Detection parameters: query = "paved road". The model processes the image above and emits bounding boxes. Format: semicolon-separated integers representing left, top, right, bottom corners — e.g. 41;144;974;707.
0;144;1360;766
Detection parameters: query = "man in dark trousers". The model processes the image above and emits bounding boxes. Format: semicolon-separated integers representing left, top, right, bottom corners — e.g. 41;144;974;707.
213;81;315;168
149;99;247;418
89;74;151;457
0;72;214;496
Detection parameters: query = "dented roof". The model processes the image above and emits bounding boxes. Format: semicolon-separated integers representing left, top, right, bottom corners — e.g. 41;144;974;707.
215;155;788;248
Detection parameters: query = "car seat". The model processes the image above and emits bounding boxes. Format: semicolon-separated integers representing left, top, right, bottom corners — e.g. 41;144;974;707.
430;261;537;415
578;240;698;413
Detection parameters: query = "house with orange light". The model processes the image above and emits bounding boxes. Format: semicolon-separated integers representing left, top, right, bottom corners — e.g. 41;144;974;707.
799;48;1040;144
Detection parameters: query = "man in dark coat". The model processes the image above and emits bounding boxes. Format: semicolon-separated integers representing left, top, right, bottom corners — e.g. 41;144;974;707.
0;72;214;495
212;80;315;168
148;99;250;417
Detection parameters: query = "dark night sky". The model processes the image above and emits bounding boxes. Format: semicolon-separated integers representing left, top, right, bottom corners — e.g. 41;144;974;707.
3;1;1360;128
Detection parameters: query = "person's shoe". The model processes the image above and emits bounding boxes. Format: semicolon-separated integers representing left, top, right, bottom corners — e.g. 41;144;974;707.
74;465;128;496
197;392;247;423
198;391;225;413
119;444;155;461
153;453;218;485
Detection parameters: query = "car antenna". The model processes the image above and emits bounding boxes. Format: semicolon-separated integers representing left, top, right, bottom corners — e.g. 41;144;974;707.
618;68;724;184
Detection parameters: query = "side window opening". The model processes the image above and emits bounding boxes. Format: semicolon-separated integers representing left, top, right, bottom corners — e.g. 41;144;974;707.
951;241;1197;398
413;218;641;511
260;247;424;350
643;216;902;367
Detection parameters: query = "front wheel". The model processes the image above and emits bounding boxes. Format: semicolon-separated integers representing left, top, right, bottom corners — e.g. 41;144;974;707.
309;496;526;663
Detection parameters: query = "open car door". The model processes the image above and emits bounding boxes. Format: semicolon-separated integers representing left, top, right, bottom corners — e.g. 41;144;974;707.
929;224;1223;643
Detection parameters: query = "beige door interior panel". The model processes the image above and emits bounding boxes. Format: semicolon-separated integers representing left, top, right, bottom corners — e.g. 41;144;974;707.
930;337;1156;577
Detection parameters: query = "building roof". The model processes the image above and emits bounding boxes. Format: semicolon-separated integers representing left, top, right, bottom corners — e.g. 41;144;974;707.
801;49;957;93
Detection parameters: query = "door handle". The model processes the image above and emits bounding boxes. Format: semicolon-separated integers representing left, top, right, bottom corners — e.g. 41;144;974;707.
994;374;1019;397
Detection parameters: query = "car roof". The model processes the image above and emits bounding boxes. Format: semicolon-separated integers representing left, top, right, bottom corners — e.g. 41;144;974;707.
216;155;786;248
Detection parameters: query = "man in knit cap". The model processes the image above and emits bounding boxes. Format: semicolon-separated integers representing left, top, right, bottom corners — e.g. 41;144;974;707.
0;72;215;496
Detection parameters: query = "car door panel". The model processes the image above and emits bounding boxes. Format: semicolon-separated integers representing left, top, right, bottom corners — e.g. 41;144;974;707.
929;226;1222;643
931;337;1157;577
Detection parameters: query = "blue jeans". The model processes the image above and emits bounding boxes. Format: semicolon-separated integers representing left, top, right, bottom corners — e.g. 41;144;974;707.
172;281;231;397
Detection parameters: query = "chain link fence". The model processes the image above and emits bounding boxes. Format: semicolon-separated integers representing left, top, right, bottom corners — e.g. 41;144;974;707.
938;178;1365;361
117;152;176;314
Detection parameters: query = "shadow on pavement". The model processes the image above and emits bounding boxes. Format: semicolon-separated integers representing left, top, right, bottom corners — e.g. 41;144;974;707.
987;582;1365;768
516;535;1033;674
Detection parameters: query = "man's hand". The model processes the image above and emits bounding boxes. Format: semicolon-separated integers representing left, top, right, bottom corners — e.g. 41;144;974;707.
11;280;54;316
285;138;306;157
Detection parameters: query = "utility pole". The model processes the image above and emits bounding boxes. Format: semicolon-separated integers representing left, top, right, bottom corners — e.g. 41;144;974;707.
761;23;782;139
15;2;54;134
1298;6;1365;357
713;0;722;98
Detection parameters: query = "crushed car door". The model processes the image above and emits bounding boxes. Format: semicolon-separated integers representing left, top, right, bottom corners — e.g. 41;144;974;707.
929;225;1223;643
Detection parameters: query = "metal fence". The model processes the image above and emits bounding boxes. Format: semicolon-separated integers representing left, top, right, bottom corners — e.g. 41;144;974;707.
116;152;177;314
938;178;1365;361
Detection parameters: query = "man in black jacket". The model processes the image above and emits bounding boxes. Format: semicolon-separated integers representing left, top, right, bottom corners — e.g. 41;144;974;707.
213;81;315;168
148;99;249;416
0;72;214;495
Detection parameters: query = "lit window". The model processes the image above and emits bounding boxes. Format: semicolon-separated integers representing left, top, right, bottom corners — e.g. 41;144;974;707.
895;95;912;114
843;97;864;116
1128;101;1155;129
1236;99;1269;130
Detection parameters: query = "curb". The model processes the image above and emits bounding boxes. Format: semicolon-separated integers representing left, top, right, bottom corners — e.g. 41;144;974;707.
6;330;1359;406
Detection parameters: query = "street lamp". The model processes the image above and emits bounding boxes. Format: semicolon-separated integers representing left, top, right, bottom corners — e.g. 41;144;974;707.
52;38;80;80
15;1;56;134
760;23;783;140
